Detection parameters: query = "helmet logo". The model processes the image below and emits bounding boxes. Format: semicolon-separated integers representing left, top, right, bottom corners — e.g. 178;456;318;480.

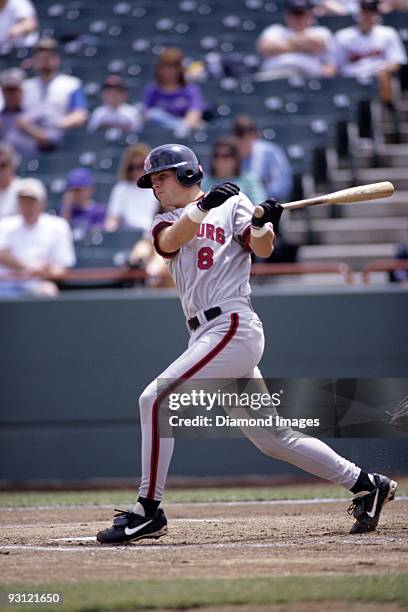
144;156;152;171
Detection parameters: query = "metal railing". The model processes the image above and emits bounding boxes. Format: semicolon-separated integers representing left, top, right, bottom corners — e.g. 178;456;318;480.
0;262;354;285
362;259;408;284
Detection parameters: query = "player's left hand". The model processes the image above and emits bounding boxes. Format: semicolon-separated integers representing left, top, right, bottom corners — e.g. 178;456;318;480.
251;198;283;229
198;182;240;211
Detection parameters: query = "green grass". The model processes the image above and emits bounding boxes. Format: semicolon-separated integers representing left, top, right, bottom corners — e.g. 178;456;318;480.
0;485;407;508
1;574;407;611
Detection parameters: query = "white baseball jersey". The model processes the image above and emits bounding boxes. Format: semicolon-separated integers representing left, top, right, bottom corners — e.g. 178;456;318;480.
335;25;407;78
258;24;336;77
152;193;259;319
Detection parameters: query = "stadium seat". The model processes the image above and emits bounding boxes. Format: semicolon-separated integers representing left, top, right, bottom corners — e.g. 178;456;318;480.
59;228;144;289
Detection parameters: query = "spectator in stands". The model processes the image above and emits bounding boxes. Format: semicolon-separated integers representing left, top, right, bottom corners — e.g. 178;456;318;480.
105;143;158;233
16;38;88;149
60;168;105;241
105;143;167;286
391;242;408;282
232;116;293;201
143;48;204;136
0;142;20;218
381;0;408;11
335;0;407;81
0;178;75;296
88;75;142;133
314;0;359;15
202;137;266;204
256;0;337;78
0;0;38;49
0;68;38;156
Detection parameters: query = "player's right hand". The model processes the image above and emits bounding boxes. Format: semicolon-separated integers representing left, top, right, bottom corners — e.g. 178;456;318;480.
198;182;240;211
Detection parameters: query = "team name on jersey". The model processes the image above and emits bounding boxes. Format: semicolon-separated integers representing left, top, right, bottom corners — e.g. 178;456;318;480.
348;49;384;63
196;223;225;245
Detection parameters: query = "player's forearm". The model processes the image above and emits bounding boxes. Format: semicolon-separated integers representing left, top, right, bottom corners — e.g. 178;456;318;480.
250;229;275;258
158;215;201;253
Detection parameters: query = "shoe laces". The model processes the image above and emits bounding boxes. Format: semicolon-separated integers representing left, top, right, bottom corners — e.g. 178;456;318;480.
113;508;132;517
347;489;375;517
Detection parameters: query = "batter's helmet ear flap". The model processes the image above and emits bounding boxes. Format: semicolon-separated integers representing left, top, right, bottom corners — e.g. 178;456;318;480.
137;144;204;188
175;163;203;186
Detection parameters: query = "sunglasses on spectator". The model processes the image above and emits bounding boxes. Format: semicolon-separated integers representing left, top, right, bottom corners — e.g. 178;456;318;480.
128;164;145;171
213;152;235;159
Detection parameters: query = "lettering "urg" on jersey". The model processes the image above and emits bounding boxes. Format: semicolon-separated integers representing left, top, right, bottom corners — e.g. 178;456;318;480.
196;223;225;245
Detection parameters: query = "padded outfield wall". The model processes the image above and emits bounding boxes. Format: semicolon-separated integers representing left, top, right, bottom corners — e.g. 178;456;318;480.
1;285;408;484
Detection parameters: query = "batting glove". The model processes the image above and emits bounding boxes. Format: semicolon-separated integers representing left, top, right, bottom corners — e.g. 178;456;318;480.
251;198;283;230
198;182;240;211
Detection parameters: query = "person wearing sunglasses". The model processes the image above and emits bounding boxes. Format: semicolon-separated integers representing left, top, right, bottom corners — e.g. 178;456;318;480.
202;138;266;206
105;143;159;233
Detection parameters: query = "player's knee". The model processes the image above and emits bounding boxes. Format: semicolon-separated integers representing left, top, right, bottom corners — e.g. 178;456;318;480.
139;382;156;423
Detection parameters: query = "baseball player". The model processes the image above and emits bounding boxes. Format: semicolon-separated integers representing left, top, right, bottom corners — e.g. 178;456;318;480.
97;144;397;544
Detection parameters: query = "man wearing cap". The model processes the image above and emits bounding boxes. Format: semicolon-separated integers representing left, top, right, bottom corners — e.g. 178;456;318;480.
0;0;38;49
15;38;88;148
257;0;337;78
335;0;407;86
60;167;105;240
0;68;39;156
88;75;142;133
0;177;75;296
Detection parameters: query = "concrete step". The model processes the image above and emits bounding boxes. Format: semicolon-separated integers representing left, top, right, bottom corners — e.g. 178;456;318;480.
299;243;396;269
382;124;408;144
286;217;408;244
352;143;408;168
331;167;408;191
395;100;408;123
291;192;408;219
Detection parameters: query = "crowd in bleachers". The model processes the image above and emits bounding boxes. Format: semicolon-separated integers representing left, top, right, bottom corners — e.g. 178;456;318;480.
0;0;408;295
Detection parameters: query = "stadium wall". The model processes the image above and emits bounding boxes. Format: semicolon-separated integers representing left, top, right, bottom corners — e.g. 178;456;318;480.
1;286;408;484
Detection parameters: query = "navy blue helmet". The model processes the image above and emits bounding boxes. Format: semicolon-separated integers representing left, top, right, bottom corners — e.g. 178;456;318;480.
137;144;203;188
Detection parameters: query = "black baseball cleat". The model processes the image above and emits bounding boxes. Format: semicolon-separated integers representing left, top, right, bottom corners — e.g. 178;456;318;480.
348;473;398;534
96;508;167;544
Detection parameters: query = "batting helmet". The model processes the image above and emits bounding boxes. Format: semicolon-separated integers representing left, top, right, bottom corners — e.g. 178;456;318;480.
137;144;203;188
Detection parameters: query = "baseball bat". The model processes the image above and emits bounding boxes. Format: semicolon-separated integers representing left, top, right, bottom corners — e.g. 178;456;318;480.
253;182;394;217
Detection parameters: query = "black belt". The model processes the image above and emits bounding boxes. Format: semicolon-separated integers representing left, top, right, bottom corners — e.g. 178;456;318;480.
188;306;222;331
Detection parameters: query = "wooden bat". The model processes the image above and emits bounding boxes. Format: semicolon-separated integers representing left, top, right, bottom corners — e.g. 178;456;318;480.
253;182;394;216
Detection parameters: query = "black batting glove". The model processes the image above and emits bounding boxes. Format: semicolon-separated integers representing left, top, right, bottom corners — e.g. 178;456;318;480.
251;197;283;230
198;182;240;211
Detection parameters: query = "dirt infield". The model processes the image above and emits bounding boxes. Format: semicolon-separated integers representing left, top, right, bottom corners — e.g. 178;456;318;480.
1;498;407;585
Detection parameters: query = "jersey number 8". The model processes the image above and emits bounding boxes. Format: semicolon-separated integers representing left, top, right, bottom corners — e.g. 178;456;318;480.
197;247;214;270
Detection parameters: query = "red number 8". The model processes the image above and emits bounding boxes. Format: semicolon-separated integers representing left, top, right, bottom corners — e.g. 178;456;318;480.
197;246;214;270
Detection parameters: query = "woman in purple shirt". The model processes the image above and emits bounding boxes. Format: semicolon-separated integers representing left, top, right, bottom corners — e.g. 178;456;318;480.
143;48;204;136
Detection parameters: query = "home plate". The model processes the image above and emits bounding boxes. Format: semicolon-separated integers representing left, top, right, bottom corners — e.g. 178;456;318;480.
52;537;97;542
